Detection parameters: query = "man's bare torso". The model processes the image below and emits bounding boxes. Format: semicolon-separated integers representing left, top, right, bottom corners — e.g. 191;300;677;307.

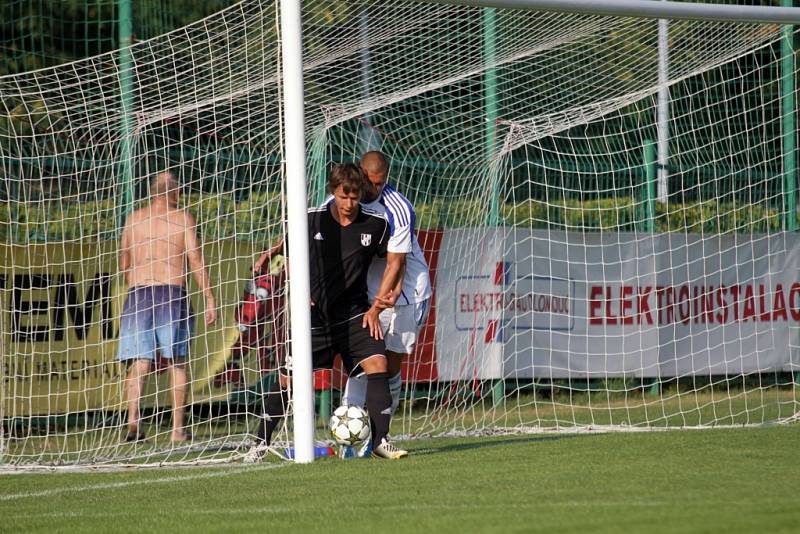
123;202;190;287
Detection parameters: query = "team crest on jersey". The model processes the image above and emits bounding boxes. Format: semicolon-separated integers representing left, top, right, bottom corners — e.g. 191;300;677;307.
360;233;372;246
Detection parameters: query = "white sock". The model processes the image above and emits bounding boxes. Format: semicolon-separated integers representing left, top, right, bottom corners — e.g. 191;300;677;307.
389;372;402;415
342;373;368;408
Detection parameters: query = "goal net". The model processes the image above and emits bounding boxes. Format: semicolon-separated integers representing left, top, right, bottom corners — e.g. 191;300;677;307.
1;0;799;469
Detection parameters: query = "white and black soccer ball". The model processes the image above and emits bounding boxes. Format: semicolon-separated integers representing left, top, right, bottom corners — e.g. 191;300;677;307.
329;405;370;446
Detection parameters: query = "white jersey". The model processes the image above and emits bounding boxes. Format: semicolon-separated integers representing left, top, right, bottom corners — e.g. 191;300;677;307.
363;184;431;305
323;184;431;305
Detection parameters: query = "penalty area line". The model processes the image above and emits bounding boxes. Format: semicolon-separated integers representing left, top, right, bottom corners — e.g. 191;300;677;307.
0;462;286;502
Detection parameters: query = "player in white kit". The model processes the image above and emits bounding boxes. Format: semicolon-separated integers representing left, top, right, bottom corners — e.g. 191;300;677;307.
338;151;432;457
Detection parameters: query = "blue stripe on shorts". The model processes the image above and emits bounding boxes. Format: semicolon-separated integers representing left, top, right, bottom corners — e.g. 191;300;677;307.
117;285;194;361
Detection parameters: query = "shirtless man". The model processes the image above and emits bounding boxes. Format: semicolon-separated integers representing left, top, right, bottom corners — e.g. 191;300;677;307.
117;171;216;443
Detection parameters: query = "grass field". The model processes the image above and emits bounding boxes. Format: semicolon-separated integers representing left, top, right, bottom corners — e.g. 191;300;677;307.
2;387;799;468
2;424;799;533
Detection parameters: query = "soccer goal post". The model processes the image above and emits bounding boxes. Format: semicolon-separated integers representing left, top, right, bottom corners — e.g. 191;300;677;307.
279;0;315;465
301;0;800;443
424;0;800;25
2;0;800;470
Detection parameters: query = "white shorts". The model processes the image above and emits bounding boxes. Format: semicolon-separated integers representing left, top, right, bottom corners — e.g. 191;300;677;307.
379;299;430;354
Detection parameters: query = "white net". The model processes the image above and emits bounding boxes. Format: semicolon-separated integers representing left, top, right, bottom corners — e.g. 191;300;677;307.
1;0;799;468
0;1;287;468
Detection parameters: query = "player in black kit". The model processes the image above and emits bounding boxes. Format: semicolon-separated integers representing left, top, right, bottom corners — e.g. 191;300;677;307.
248;162;407;461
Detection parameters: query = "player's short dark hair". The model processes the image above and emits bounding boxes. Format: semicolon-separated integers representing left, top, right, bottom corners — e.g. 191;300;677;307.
328;162;365;196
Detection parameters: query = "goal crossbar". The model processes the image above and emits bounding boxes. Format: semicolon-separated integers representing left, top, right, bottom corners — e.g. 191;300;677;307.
420;0;800;25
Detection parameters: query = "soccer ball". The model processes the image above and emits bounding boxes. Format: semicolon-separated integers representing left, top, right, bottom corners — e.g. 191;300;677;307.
329;405;370;446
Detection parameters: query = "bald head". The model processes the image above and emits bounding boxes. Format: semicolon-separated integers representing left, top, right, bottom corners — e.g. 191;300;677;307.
359;151;388;203
360;151;388;176
150;171;178;198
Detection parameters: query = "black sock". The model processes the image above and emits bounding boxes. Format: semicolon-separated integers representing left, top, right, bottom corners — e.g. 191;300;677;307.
366;372;392;448
257;379;289;446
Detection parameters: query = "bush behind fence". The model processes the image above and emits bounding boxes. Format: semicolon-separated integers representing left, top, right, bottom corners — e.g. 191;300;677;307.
0;194;786;244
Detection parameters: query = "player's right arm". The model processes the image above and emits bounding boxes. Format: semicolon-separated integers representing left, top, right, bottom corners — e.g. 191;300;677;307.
363;218;403;338
372;252;405;310
373;204;413;309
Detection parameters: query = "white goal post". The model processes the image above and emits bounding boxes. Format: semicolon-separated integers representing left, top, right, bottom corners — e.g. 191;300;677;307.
290;0;800;460
279;0;315;465
423;0;800;24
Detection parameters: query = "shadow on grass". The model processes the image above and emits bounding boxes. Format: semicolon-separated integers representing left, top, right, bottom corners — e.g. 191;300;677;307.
409;433;600;456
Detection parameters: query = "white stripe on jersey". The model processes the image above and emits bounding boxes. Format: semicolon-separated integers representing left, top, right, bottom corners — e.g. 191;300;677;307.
363;187;431;306
383;190;410;226
311;203;387;221
361;205;387;221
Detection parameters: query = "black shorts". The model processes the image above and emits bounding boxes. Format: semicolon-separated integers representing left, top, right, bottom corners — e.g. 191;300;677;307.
311;311;385;374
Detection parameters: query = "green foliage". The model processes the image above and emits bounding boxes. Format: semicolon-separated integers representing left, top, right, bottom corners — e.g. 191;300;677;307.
0;0;244;76
557;198;639;231
414;199;444;229
500;199;547;226
0;0;116;76
436;198;493;228
658;200;721;233
0;0;363;77
0;194;787;244
716;201;784;234
499;196;782;233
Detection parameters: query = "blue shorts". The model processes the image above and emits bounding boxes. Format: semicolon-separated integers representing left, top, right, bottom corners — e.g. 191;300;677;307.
117;285;194;361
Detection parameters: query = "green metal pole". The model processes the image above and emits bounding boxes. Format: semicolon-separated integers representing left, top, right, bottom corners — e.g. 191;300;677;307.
782;1;799;386
644;139;657;233
319;388;331;422
117;0;135;235
783;0;796;234
643;139;660;396
484;8;505;407
485;8;500;227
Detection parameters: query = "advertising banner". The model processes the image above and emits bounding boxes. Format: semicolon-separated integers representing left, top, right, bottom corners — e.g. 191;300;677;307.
433;230;800;379
1;241;265;416
5;230;799;416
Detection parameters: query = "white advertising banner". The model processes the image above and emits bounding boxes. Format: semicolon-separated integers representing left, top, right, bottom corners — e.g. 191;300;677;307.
434;230;800;379
434;229;506;381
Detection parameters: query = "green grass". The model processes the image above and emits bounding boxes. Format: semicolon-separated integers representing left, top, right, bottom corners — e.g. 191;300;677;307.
4;387;799;466
2;425;799;533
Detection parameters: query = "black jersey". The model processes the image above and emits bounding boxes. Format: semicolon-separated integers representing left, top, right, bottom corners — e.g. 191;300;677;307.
307;204;389;323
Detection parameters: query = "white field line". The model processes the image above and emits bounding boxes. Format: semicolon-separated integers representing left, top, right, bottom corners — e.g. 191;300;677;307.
0;462;285;502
